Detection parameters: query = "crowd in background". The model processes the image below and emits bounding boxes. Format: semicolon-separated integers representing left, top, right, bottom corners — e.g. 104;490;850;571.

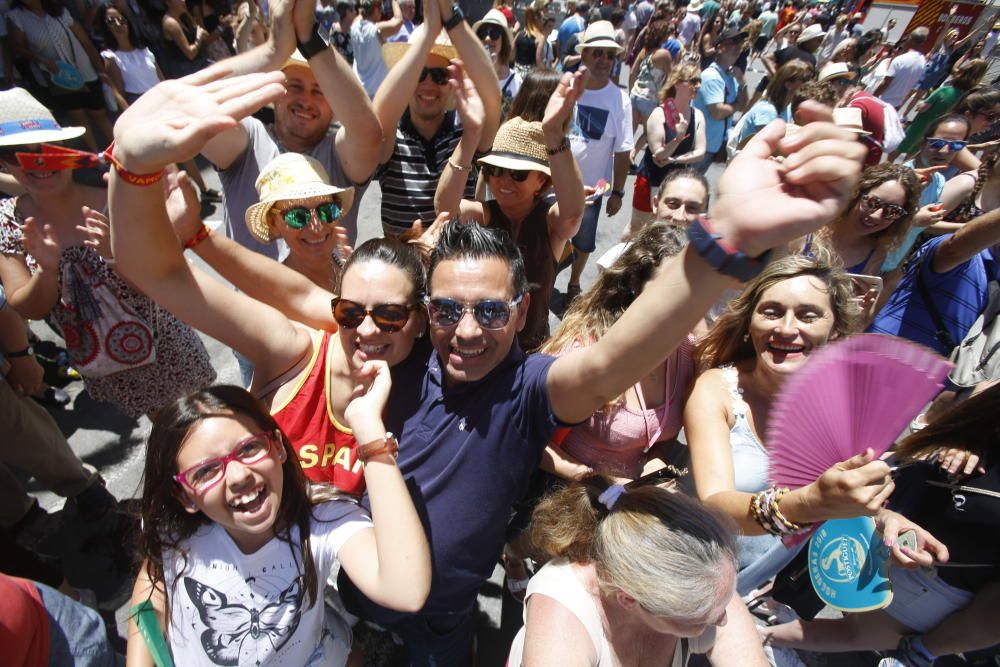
0;0;999;665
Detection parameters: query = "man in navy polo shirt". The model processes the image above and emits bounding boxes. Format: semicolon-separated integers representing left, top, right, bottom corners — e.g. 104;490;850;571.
339;111;866;666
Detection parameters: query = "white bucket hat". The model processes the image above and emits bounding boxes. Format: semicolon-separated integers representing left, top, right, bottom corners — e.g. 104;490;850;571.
818;62;857;83
0;88;86;147
245;153;355;244
576;20;625;53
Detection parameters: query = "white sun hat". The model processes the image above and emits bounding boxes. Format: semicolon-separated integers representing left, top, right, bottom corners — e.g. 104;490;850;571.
575;20;625;53
0;88;86;147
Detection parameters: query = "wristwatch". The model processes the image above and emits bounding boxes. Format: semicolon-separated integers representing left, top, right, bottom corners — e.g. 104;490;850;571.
442;4;465;31
6;345;34;358
297;24;328;59
687;215;771;282
610;189;625;198
357;433;399;462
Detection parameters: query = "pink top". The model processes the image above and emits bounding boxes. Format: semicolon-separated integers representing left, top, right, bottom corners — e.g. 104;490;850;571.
556;336;696;479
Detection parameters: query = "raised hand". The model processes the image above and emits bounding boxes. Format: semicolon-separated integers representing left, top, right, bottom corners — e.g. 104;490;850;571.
266;0;298;56
291;0;316;44
111;66;286;175
807;448;895;520
542;68;588;138
163;167;205;245
344;360;393;441
422;0;441;36
20;217;62;271
448;60;485;135
913;202;946;227
711;102;866;258
404;211;449;261
77;207;113;261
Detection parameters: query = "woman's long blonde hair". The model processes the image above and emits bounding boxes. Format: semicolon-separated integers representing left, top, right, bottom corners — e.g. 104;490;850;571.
658;62;701;103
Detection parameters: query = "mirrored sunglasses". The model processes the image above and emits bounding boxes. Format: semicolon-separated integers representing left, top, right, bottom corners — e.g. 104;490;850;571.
424;295;522;330
278;200;342;229
925;137;967;152
331;298;415;332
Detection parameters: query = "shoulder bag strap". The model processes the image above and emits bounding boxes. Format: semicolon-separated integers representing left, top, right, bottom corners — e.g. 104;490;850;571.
915;251;958;351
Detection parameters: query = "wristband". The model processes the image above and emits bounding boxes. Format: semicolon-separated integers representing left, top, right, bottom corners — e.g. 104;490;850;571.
442;4;465;31
687;214;771;282
447;159;471;172
546;137;570;156
357;432;399;462
183;224;211;250
610;189;625;198
297;24;328;59
6;345;35;358
102;143;164;187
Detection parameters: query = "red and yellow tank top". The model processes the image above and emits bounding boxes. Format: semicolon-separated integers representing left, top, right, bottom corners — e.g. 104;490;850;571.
271;331;364;496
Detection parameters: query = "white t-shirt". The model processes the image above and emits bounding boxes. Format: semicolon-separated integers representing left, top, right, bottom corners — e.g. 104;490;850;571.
508;560;716;666
569;81;634;187
102;47;160;94
500;69;522;113
879;50;926;108
163;500;371;667
350;18;387;97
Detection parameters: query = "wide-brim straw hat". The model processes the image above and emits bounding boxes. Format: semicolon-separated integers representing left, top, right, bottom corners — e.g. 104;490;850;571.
798;24;826;44
0;88;86;147
833;107;871;136
575;20;625;53
282;50;311;71
245;153;355;244
383;25;458;69
818;62;856;83
478;117;551;176
473;9;515;48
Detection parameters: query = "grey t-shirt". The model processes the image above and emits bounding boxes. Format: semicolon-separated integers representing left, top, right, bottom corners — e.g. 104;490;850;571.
217;117;369;259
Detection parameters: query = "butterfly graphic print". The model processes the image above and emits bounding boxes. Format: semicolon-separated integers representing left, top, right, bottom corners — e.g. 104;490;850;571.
183;575;305;665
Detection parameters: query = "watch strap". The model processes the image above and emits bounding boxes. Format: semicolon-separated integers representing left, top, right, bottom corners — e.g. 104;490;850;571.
357;433;399;462
6;345;34;358
297;24;328;59
687;215;771;282
442;5;464;31
610;189;625;198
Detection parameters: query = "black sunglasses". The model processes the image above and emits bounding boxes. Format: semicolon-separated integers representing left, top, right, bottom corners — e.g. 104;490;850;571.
483;164;531;182
860;194;908;222
0;144;42;165
278;200;342;229
424;295;523;330
477;25;504;41
420;67;449;85
331;298;415;332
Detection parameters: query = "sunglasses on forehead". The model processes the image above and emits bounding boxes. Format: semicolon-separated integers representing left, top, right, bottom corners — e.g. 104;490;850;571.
331;298;415;332
483;164;532;182
419;67;449;85
477;25;504;41
276;200;342;229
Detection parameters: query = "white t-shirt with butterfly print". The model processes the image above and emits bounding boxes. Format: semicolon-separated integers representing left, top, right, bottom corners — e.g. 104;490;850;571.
163;500;371;667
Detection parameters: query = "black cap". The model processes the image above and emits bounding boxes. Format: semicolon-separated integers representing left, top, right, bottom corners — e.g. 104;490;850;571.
713;28;748;46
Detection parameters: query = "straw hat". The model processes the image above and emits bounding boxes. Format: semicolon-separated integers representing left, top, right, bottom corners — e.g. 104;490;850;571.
244;153;355;243
818;62;856;83
473;9;515;48
575;20;625;53
833;107;871;136
0;88;86;147
383;25;458;69
687;0;704;12
478;117;551;176
797;24;826;44
282;50;311;71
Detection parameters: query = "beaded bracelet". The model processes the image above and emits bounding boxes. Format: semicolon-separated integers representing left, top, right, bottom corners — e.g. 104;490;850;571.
183;224;211;250
750;486;811;536
101;142;164;187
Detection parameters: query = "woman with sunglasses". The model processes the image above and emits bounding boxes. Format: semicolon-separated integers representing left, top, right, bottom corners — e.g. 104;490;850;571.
893;59;989;161
0;88;215;419
474;9;521;118
435;68;586;350
629;62;706;234
728;60;810;157
104;112;430;497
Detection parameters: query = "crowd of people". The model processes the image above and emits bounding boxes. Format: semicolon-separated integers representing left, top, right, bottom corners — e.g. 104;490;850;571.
0;0;998;664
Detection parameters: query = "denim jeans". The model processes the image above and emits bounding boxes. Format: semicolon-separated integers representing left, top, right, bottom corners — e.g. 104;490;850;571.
37;582;121;667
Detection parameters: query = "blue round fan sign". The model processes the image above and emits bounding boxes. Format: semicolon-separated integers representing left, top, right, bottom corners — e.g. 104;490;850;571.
808;516;894;613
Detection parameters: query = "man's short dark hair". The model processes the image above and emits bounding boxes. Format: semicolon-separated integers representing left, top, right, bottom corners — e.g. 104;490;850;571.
336;0;356;12
429;221;530;297
576;2;590;15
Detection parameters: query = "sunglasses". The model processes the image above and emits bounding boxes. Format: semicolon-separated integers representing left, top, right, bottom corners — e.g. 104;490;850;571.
925;137;968;152
420;67;449;85
860;194;908;221
331;297;415;332
277;200;342;229
477;25;504;41
0;144;42;165
483;164;532;182
682;77;701;85
174;430;279;493
586;48;617;60
105;15;127;25
424;294;523;330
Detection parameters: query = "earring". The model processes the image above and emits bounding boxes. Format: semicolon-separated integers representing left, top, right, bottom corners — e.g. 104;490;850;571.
743;333;750;342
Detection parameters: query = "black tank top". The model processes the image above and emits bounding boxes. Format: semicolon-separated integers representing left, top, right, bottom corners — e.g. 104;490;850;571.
639;105;696;188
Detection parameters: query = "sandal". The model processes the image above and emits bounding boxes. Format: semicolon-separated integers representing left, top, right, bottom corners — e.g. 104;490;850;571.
502;552;532;603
